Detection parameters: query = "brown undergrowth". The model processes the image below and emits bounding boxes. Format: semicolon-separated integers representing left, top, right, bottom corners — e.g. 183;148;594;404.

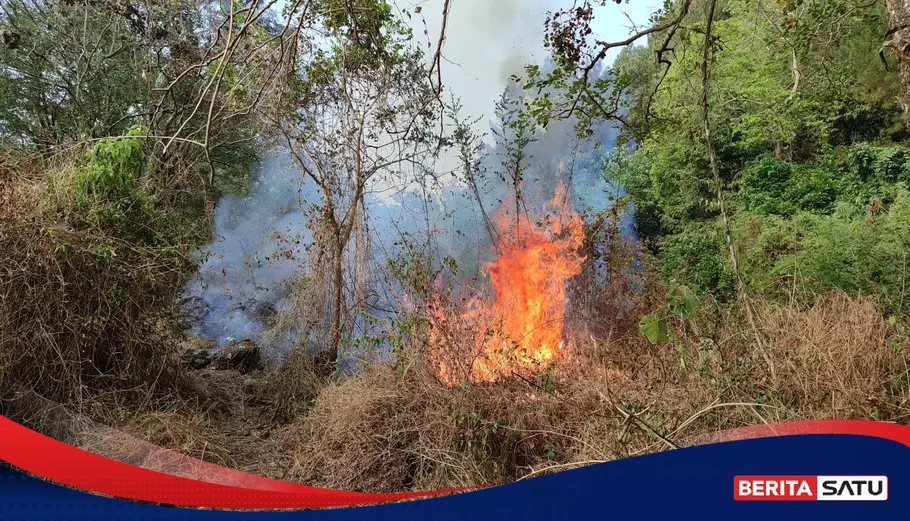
262;291;910;492
81;289;902;494
43;273;910;494
0;152;207;425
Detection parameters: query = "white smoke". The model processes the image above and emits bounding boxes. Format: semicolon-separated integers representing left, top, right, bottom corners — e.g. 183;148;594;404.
180;1;652;355
181;149;321;349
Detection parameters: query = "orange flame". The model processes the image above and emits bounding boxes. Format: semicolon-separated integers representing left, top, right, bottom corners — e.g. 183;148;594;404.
432;183;585;384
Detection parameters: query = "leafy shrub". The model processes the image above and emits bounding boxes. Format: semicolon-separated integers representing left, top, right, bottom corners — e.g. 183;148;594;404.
605;138;717;236
738;158;793;215
789;164;844;212
734;190;910;313
75;126;145;200
657;223;733;294
739;157;842;216
47;127;161;242
733;212;802;296
604;146;664;238
848;143;910;183
783;196;910;313
638;282;700;345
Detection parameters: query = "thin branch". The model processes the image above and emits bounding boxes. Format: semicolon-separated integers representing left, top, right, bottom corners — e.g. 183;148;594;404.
698;0;775;378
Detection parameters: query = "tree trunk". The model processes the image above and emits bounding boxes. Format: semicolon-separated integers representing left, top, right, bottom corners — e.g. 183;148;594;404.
700;0;775;379
328;240;344;365
886;0;910;129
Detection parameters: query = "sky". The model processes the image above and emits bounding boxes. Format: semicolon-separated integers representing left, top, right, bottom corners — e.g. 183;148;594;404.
267;0;662;136
397;0;661;136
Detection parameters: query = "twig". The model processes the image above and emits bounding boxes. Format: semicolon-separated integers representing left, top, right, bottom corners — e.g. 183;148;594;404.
597;391;678;450
517;459;609;481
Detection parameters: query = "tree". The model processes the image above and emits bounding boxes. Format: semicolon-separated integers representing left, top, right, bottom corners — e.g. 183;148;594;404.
491;85;535;238
886;0;910;129
279;0;439;364
447;98;498;250
0;0;152;146
0;0;288;192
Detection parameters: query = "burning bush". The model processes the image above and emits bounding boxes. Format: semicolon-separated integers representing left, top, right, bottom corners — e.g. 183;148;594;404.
429;185;586;384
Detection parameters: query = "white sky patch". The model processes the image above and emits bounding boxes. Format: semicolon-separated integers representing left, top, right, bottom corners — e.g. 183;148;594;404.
271;0;660;134
401;0;659;136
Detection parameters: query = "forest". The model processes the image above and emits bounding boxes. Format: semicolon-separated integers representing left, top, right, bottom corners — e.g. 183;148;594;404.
2;0;910;493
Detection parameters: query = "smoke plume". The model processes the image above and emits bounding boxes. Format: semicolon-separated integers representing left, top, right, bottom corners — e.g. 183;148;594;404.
180;2;639;358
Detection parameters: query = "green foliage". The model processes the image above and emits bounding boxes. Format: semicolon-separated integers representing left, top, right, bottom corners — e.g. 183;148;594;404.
571;0;906;309
848;143;910;184
739;158;843;216
782;197;910;311
76;127;146;200
639;313;670;344
604;137;718;236
639;282;700;344
0;0;262;198
734;189;910;313
42;126;207;251
657;223;733;294
0;0;151;146
386;239;458;300
667;283;700;319
65;128;155;237
316;0;395;44
730;212;801;296
301;0;413;90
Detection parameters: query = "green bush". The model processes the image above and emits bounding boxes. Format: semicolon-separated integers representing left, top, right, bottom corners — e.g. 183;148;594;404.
734;190;910;313
69;127;156;239
738;158;793;215
75;126;145;199
848;143;910;183
733;212;802;297
605;137;717;236
739;157;843;216
603;146;664;238
657;223;733;294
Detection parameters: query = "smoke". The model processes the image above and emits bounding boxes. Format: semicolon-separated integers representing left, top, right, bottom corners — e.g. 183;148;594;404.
181;150;321;350
409;0;557;137
180;1;642;357
179;106;632;361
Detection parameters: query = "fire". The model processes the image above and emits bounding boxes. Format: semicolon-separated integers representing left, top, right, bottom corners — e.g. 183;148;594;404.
431;183;586;384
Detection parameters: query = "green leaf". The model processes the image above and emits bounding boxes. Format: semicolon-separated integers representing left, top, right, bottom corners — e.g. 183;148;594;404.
667;284;700;319
639;314;670;344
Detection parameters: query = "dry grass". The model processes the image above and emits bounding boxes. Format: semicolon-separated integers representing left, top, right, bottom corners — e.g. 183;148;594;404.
85;411;236;467
273;342;712;492
757;294;893;418
77;368;293;481
256;291;910;493
245;347;331;422
12;265;907;495
0;153;203;422
54;283;906;495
